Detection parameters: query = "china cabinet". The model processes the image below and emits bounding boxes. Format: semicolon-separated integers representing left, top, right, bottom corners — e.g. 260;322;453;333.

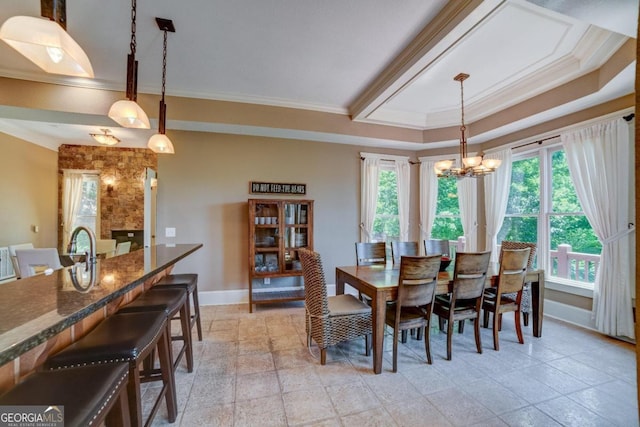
248;199;314;312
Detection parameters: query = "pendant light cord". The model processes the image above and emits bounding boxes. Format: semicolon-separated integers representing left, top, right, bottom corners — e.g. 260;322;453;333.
161;30;167;103
130;0;137;55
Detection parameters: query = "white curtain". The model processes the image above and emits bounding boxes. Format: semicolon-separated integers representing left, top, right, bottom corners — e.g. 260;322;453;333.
457;178;478;251
360;156;380;242
62;171;85;250
483;149;512;263
395;159;411;241
419;160;439;250
561;118;634;339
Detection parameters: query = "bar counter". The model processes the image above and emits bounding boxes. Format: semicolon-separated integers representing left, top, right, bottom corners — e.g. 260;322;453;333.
0;243;202;389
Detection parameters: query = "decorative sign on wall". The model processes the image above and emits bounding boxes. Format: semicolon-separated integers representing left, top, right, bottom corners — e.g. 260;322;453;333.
250;181;306;195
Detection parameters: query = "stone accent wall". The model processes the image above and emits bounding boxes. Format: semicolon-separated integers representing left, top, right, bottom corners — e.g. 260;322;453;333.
58;145;157;246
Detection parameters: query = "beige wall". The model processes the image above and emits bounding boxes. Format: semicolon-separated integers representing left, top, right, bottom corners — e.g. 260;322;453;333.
157;130;419;292
0;132;57;248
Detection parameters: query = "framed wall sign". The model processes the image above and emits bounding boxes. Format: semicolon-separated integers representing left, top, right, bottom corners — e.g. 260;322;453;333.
250;181;306;195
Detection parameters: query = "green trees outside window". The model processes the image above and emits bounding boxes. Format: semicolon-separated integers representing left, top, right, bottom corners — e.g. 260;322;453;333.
372;169;399;241
432;176;463;241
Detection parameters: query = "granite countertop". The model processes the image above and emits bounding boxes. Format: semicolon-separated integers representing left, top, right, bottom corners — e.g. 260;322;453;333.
0;243;202;366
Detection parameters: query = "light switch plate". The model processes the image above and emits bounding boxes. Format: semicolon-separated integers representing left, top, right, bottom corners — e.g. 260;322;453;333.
165;227;176;237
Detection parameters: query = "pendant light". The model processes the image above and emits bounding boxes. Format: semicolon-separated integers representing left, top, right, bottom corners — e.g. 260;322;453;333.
90;129;120;146
0;0;94;78
434;73;501;178
147;18;175;154
108;0;150;129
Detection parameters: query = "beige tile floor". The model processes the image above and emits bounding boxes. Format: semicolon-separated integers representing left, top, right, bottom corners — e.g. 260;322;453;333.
144;303;638;426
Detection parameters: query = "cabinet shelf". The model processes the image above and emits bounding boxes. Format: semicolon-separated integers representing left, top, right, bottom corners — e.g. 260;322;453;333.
248;199;313;312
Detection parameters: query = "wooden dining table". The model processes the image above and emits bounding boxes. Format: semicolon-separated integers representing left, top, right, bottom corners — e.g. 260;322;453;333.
335;263;545;374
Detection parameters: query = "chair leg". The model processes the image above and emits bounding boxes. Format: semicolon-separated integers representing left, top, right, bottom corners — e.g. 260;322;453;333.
515;310;524;344
320;348;327;365
483;309;490;328
401;330;408;343
191;284;203;341
157;324;178;423
523;312;529;327
498;313;503;331
365;334;371;357
474;315;482;355
438;316;445;332
458;320;465;333
416;328;423;341
424;326;432;365
492;309;500;351
179;302;194;373
105;386;131;427
446;317;454;360
392;329;399;373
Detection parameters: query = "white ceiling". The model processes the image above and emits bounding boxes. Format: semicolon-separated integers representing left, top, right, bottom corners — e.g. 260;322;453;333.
0;0;636;151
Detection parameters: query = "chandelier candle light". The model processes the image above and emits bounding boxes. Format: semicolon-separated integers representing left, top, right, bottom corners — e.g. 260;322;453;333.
108;0;150;129
434;73;501;178
147;17;175;154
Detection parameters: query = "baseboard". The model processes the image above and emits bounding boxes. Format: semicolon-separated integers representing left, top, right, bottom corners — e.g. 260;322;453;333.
544;299;597;331
199;284;338;306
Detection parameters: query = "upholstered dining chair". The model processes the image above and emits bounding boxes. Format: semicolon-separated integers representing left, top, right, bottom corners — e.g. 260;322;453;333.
491;241;537;326
385;255;441;372
15;248;63;278
424;239;450;257
96;239;117;258
8;243;34;279
299;248;372;365
482;247;531;351
390;241;419;264
433;251;492;360
355;242;387;266
115;241;132;255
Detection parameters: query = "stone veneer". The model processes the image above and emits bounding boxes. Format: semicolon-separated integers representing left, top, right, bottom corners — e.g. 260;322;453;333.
57;145;157;247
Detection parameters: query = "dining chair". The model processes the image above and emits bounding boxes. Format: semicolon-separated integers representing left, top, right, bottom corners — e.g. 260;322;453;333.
482;247;531;350
390;241;419;264
299;248;372;365
385;255;441;372
15;248;63;278
96;239;117;258
8;243;34;279
432;251;491;360
424;239;450;257
491;241;537;326
355;242;387;266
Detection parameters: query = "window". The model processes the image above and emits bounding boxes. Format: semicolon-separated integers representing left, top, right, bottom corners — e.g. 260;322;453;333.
499;146;601;285
432;177;463;241
72;174;99;252
371;167;399;242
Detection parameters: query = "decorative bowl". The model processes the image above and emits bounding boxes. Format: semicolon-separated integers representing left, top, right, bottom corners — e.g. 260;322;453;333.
439;257;451;272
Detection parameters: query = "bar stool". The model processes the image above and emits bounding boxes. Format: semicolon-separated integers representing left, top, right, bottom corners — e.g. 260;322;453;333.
155;273;202;341
117;287;194;373
44;311;177;427
0;363;130;426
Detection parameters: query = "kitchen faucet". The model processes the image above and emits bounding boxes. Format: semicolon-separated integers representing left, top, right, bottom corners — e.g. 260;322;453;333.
67;226;97;266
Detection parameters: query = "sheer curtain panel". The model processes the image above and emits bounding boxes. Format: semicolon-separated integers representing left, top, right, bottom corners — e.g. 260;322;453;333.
395;159;411;241
457;178;478;251
360;156;380;242
483;149;512;263
419;159;439;248
62;171;84;250
561;118;635;339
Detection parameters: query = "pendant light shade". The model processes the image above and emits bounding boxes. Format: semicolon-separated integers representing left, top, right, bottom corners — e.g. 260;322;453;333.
90;128;120;146
108;99;150;129
148;133;175;154
0;12;94;78
148;18;175;154
108;0;150;129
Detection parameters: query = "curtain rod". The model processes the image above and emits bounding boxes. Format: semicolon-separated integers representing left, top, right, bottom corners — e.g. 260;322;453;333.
512;113;635;150
360;157;420;165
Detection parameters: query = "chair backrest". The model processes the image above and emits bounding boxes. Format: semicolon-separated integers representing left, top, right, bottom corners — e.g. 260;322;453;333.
355;242;386;266
497;248;531;295
391;241;419;264
298;248;329;318
499;241;536;269
96;239;117;257
8;243;34;279
451;251;492;301
397;255;441;308
15;248;62;278
115;241;132;255
424;239;450;257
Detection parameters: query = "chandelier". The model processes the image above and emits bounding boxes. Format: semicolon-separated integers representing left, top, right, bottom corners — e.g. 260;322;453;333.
90;129;120;146
434;73;501;178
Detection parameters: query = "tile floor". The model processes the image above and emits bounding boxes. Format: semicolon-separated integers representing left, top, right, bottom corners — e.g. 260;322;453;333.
144;303;638;426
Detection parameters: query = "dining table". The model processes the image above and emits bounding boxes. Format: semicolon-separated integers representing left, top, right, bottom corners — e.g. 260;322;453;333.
335;263;545;374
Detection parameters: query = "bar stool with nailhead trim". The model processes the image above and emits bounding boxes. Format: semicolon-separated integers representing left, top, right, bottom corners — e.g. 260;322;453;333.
0;363;131;427
44;311;177;427
117;287;193;373
154;274;202;341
